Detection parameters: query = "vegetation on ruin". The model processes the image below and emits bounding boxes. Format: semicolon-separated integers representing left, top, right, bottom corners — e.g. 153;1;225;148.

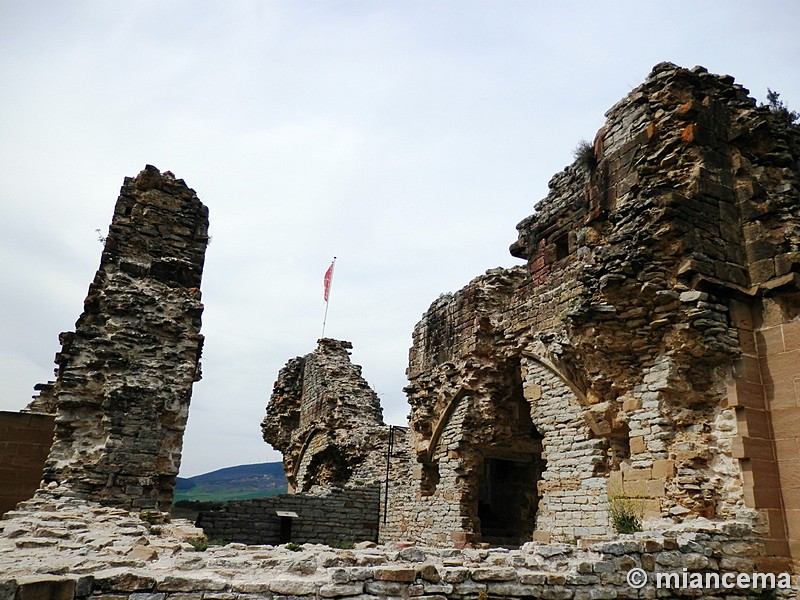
188;537;228;552
764;88;800;125
573;139;597;172
608;491;644;534
285;542;304;552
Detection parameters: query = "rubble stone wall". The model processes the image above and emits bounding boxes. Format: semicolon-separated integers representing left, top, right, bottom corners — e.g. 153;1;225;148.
0;411;54;515
41;166;209;511
263;339;388;493
392;63;800;568
521;359;609;540
382;394;475;546
1;491;793;600
196;485;380;546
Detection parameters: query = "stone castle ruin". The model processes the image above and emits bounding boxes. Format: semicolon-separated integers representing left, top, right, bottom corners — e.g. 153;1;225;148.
1;63;799;597
262;338;389;494
11;165;209;511
266;61;800;569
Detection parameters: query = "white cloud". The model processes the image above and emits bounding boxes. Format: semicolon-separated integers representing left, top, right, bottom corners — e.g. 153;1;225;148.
1;1;799;476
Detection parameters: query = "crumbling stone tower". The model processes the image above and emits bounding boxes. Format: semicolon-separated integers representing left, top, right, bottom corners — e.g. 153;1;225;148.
381;63;800;569
263;338;387;493
41;165;209;511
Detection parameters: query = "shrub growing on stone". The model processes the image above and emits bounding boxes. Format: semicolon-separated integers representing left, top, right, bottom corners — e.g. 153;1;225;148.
573;140;597;172
764;89;799;125
608;492;643;534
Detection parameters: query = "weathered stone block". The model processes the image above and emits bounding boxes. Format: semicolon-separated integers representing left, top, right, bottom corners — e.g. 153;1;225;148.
364;580;405;595
319;583;364;597
374;568;416;583
471;567;517;582
268;579;317;595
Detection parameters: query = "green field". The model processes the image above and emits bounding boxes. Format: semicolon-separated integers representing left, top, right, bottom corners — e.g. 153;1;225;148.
174;462;287;503
174;485;287;503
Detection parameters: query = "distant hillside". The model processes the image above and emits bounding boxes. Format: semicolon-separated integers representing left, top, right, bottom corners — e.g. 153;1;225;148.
174;462;287;502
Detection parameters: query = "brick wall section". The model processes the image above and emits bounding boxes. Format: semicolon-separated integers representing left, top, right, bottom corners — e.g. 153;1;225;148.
196;485;380;545
0;411;54;515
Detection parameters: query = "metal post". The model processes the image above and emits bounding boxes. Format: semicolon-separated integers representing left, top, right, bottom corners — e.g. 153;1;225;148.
383;425;394;524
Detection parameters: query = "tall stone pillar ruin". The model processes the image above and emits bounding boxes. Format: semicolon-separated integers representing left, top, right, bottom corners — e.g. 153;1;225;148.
41;165;209;511
263;338;388;493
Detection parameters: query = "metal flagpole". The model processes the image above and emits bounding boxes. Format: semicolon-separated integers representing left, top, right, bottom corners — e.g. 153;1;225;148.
321;257;336;338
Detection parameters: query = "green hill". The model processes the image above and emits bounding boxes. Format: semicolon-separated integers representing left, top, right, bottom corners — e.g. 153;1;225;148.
174;462;287;502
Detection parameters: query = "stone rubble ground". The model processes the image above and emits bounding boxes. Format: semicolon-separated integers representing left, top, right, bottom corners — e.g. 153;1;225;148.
3;486;793;599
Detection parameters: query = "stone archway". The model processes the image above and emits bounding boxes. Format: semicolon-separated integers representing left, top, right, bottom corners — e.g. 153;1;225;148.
519;354;613;541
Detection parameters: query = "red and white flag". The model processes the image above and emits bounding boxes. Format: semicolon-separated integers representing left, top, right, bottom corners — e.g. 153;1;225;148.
323;259;336;302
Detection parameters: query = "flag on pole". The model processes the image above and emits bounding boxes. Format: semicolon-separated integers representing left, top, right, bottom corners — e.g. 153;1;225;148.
321;257;336;338
323;258;336;302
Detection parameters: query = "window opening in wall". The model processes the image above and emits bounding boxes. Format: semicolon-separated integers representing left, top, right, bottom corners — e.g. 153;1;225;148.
419;461;440;497
555;234;570;260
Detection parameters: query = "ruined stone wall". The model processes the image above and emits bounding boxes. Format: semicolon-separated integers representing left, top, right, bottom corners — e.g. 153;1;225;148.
521;359;609;541
0;411;54;515
41;165;209;511
196;485;380;546
2;489;794;600
263;339;388;493
382;394;476;546
394;63;800;566
5;526;795;600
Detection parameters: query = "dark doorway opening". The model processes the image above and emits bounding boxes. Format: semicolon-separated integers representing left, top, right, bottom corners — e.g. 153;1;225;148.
477;444;543;546
468;362;546;547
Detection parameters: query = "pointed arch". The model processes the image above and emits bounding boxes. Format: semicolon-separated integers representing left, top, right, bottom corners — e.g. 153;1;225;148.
420;388;470;464
521;350;590;406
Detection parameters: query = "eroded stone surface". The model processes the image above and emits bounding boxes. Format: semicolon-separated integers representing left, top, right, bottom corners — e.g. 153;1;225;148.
379;63;799;567
1;489;789;599
263;339;387;492
39;166;209;511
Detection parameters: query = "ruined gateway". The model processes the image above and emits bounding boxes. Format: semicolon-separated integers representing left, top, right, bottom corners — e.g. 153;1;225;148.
263;62;800;570
0;62;799;597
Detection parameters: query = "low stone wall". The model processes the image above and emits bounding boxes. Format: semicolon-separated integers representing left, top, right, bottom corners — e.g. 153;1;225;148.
1;488;795;600
2;531;796;600
196;485;380;545
0;411;54;516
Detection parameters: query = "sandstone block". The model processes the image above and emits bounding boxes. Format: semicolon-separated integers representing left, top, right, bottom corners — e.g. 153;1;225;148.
365;580;404;595
651;460;675;479
629;436;646;454
471;567;517;581
319;583;364;597
374;567;416;582
269;579;317;595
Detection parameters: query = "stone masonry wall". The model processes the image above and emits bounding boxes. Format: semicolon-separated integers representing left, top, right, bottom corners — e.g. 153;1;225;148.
263;339;388;493
382;394;475;546
521;359;609;541
1;488;794;600
196;485;380;546
41;165;209;511
393;63;800;568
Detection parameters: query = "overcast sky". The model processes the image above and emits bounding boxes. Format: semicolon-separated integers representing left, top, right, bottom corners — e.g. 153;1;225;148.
1;1;798;477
